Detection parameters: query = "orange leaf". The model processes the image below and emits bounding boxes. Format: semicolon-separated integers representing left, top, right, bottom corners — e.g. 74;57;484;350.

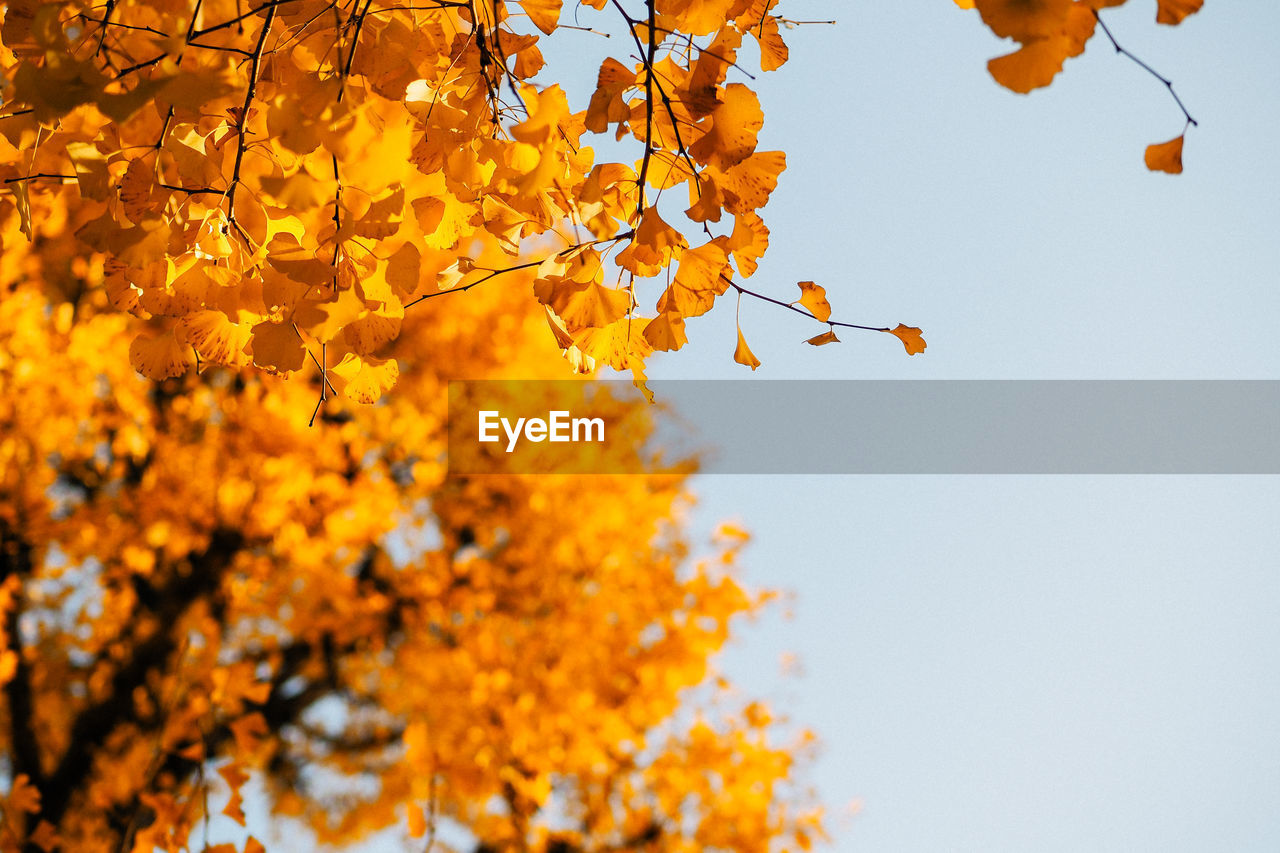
218;763;250;827
546;279;633;331
7;773;41;814
734;326;761;370
751;15;789;72
250;321;306;374
129;329;196;380
688;83;763;170
975;0;1072;41
643;312;688;352
329;353;400;404
518;0;562;35
794;281;831;323
804;330;839;346
987;37;1073;94
1156;0;1202;25
408;804;428;838
884;323;927;355
727;210;769;277
657;239;731;319
1144;134;1184;174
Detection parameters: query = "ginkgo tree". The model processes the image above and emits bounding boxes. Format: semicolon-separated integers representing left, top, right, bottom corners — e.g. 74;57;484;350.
0;265;824;852
0;0;1206;850
0;0;1199;406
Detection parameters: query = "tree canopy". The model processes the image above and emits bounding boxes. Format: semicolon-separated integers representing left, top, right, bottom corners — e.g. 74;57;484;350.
0;0;1203;850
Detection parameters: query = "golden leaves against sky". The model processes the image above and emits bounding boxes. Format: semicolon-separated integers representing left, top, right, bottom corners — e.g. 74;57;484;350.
960;0;1200;177
0;0;928;401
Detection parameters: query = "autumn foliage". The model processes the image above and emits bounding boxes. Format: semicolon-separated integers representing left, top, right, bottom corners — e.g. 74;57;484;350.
0;0;1203;849
0;277;824;850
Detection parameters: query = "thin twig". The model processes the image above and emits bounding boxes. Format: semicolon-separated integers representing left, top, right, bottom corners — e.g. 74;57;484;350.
724;275;888;333
1092;10;1197;128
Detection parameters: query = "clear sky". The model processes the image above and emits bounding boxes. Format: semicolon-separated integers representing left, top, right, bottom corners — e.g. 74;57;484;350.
640;2;1280;851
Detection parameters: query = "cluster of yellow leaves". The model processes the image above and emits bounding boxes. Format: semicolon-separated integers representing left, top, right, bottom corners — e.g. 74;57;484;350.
956;0;1203;171
0;279;821;852
0;0;917;397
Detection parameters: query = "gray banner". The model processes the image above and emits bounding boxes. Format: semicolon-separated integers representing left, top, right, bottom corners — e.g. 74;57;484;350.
447;381;1280;474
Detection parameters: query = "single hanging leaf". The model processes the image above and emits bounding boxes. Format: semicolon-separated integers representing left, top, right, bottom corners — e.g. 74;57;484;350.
734;326;761;370
804;330;840;346
1144;135;1184;174
884;323;927;355
794;281;831;322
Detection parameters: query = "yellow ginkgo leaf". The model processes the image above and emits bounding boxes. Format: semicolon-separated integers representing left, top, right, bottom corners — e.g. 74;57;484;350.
794;281;831;323
518;0;563;35
643;312;688;352
129;329;195;379
1144;134;1184;174
179;311;252;366
884;323;927;355
250;321;306;373
329;353;400;404
804;330;840;346
734;326;761;370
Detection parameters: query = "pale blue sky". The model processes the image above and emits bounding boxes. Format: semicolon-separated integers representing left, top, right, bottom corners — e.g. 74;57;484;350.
646;3;1280;851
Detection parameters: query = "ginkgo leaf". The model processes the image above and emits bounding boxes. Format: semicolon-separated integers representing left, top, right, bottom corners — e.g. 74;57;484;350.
250;321;306;373
751;15;789;72
988;37;1074;93
728;210;769;276
975;0;1072;41
734;326;761;370
66;141;111;201
179;311;252;366
804;330;840;346
329;353;400;403
657;0;739;36
129;329;195;379
884;323;927;355
714;150;786;214
545;279;633;331
616;207;687;277
688;84;764;170
518;0;563;35
643;312;688;352
119;157;156;224
657;240;731;318
585;58;636;134
343;307;404;355
571;317;652;371
1156;0;1203;25
1144;134;1184;174
794;282;831;323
